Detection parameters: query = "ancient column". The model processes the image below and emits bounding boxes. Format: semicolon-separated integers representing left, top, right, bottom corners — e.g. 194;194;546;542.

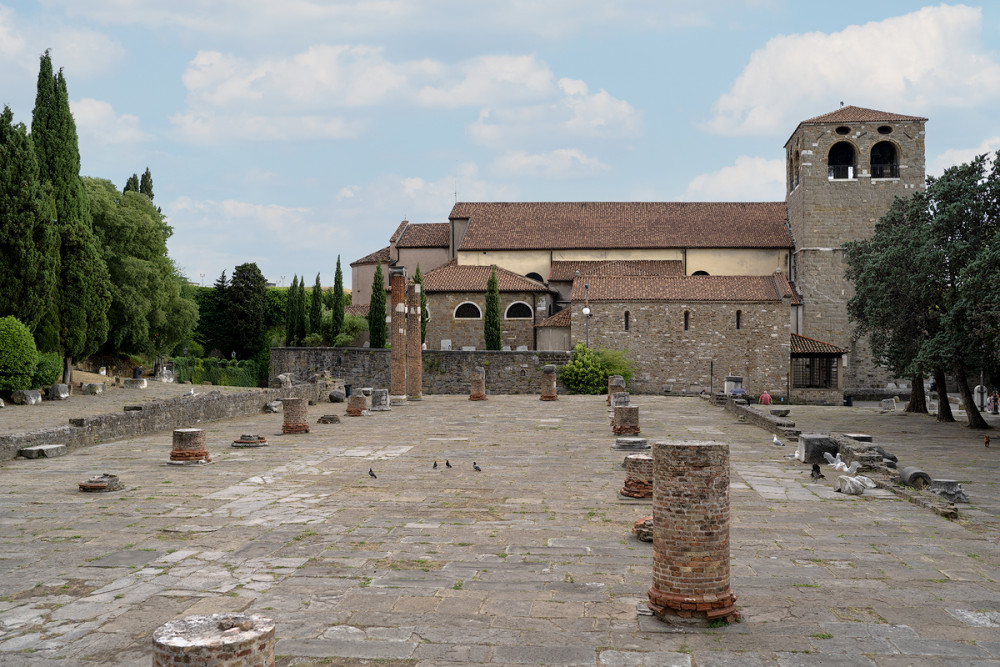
370;388;391;411
389;267;408;405
346;393;367;417
540;364;558;401
406;282;423;401
612;405;639;435
648;440;739;623
281;397;309;434
152;613;275;667
621;453;653;498
170;428;210;464
607;375;626;406
469;366;487;401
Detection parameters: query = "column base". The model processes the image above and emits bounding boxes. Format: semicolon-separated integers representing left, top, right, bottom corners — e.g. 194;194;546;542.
390;395;408;406
647;586;740;624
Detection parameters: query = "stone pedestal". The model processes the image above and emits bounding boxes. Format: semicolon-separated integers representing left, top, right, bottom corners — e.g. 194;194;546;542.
607;375;626;406
612;405;639;436
346;394;367;417
648;440;738;623
79;473;124;492
406;282;423;400
540;364;558;401
48;384;70;400
371;388;391;411
281;398;309;434
170;428;210;464
124;378;147;389
621;453;653;498
81;383;105;395
389;267;408;406
609;391;631;420
469;366;487;401
613;437;649;451
232;434;267;448
152;613;275;667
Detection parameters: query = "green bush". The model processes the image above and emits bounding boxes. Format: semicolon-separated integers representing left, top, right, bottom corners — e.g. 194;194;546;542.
557;343;636;395
172;356;258;387
595;347;635;386
303;332;324;347
33;351;63;388
0;316;38;391
334;313;368;347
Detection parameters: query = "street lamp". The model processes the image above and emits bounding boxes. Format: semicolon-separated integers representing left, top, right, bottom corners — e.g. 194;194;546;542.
280;275;286;287
582;283;591;347
199;273;205;286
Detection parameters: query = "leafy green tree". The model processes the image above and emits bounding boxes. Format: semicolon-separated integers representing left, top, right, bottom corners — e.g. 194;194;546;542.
335;313;368;347
484;266;501;350
367;261;387;348
284;276;298;346
310;273;323;338
139;167;153;200
331;256;345;342
123;173;139;194
0;106;58;332
229;263;268;359
0;316;38;391
557;343;635;394
413;263;427;343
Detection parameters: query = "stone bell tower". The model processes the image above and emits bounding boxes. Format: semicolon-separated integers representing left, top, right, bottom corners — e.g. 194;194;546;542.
785;106;927;387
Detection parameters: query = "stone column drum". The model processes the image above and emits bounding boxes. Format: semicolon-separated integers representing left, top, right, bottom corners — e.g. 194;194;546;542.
389;267;408;406
152;613;275;667
281;397;309;434
621;453;653;498
612;405;639;435
648;440;739;623
406;282;423;401
607;375;626;406
540;364;558;401
370;388;391;411
170;428;210;464
469;366;487;401
346;393;367;417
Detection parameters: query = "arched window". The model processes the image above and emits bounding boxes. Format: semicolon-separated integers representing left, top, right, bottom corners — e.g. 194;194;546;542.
454;302;482;319
828;142;856;180
624;311;630;331
736;310;742;330
505;302;533;319
692;270;709;276
525;272;544;283
871;141;898;178
683;310;690;331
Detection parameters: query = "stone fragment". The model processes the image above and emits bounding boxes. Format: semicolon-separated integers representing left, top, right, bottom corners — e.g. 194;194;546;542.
371;388;391;411
928;479;969;503
770;408;790;417
153;613;275;667
880;398;897;413
263;401;282;413
329;389;346;403
540;364;558;401
346;394;367;417
633;516;653;542
607;375;626;406
81;382;105;395
79;473;124;492
317;414;341;424
898;466;931;489
18;444;66;458
232;434;268;448
795;433;838;464
276;373;293;389
613;437;649;451
10;389;42;405
469;366;487;401
47;383;70;400
123;378;147;389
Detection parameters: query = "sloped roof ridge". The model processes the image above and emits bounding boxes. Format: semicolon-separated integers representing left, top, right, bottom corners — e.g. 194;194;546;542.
790;332;847;355
801;105;928;124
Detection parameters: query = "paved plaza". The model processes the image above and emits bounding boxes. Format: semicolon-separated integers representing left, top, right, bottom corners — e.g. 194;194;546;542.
1;390;998;666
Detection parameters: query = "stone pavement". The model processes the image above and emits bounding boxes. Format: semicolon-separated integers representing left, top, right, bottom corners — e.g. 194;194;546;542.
0;395;997;666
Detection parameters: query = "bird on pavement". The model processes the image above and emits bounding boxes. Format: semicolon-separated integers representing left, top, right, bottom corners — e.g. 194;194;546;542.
473;462;482;472
772;434;783;446
433;461;438;469
810;464;825;480
986;435;991;448
823;452;842;466
445;460;452;468
368;468;377;479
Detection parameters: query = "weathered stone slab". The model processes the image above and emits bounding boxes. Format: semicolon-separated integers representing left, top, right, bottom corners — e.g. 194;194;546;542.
613;437;649;451
19;444;66;458
123;378;147;389
80;382;105;395
929;479;969;503
47;384;70;400
769;408;790;417
795;433;838;464
844;433;873;442
10;389;42;405
371;389;391;411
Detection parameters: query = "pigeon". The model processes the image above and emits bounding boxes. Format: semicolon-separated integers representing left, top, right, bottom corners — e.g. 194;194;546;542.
368;468;377;479
473;462;482;472
433;461;438;469
986;435;991;449
810;464;825;480
445;460;452;468
772;434;783;446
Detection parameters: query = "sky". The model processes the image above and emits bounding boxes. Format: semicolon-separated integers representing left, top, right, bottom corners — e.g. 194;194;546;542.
2;1;999;290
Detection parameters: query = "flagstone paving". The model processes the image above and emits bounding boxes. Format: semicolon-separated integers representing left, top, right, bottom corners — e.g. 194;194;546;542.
1;395;998;666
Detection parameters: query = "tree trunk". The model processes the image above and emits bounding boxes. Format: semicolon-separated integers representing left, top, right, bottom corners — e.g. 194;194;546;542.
63;354;73;386
934;368;955;422
905;375;928;413
954;361;991;429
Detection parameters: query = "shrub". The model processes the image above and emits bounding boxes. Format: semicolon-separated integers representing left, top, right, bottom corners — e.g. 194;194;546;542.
334;313;368;347
0;316;38;391
33;351;63;387
303;332;324;347
594;347;636;386
557;343;636;395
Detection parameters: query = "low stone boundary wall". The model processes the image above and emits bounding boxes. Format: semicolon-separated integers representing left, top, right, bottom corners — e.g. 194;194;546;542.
269;347;570;395
0;384;321;462
723;397;799;436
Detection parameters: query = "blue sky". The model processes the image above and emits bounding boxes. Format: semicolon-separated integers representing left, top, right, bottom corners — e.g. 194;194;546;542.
2;1;999;289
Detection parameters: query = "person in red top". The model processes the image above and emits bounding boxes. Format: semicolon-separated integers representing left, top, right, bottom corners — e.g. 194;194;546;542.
758;390;772;405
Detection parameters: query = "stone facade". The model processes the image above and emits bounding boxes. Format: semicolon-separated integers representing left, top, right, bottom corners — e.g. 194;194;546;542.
425;291;543;350
573;300;790;396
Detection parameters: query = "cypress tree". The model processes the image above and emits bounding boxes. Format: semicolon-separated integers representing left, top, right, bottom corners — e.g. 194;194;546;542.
412;263;428;343
139;167;154;200
310;273;323;337
0;106;58;332
331;256;345;342
123;173;139;194
285;275;298;346
204;270;230;354
295;274;308;344
229;262;268;358
367;261;387;348
484;266;501;350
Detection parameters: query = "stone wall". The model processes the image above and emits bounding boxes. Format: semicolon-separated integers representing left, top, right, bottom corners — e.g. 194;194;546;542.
425;291;545;350
270;347;571;395
571;300;790;395
723;397;798;436
0;384;322;462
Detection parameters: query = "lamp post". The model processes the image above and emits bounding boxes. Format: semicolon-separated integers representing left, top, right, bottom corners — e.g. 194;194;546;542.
582;283;591;347
199;273;205;286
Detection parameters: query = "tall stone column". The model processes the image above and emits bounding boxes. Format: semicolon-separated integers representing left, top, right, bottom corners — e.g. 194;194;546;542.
648;440;739;623
389;267;407;405
406;282;422;401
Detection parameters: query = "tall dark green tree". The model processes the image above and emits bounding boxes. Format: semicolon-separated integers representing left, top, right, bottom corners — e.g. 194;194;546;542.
200;270;230;354
310;273;323;337
331;256;345;342
294;275;308;344
123;173;139;194
367;261;387;348
484;265;501;350
284;275;298;346
139;167;154;200
31;52;111;382
229;263;268;358
413;263;427;343
0;106;58;332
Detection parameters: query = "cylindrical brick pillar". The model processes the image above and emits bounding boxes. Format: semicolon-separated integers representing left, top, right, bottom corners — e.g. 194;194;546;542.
612;405;639;435
152;613;275;666
648;440;739;623
540;364;558;401
282;397;309;434
346;393;367;416
406;282;422;401
170;428;210;464
621;453;653;498
607;375;626;406
469;366;487;401
389;267;408;405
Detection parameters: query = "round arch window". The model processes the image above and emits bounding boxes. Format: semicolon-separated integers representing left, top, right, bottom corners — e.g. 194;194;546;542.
835;126;850;135
454;302;482;319
877;125;893;135
692;270;709;276
525;272;544;283
505;302;533;319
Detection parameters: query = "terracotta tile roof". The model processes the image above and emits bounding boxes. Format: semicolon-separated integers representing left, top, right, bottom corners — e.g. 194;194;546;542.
450;202;791;251
569;275;782;302
389;220;409;245
791;333;847;355
346;302;369;317
772;270;802;306
800;105;927;125
423;261;550;293
549;259;685;281
396;222;450;248
536;307;572;328
350;246;390;267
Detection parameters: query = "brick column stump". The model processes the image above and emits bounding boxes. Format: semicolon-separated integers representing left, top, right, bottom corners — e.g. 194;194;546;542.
607;375;626;406
282;397;309;434
612;405;639;435
621;453;653;498
540;364;558;401
169;428;210;464
469;366;487;401
648;440;739;624
152;613;275;667
346;394;367;417
389;267;408;406
406;282;423;401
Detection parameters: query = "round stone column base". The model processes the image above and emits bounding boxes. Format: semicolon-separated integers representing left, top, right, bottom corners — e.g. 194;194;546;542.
647;586;740;623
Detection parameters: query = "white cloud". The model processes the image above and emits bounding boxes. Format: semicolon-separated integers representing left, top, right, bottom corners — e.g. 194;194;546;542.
682;155;785;201
492;148;609;179
930;136;1000;175
170;111;366;143
71;98;151;144
50;27;125;77
418;54;555;108
338;185;360;199
705;4;1000;135
0;6;26;57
